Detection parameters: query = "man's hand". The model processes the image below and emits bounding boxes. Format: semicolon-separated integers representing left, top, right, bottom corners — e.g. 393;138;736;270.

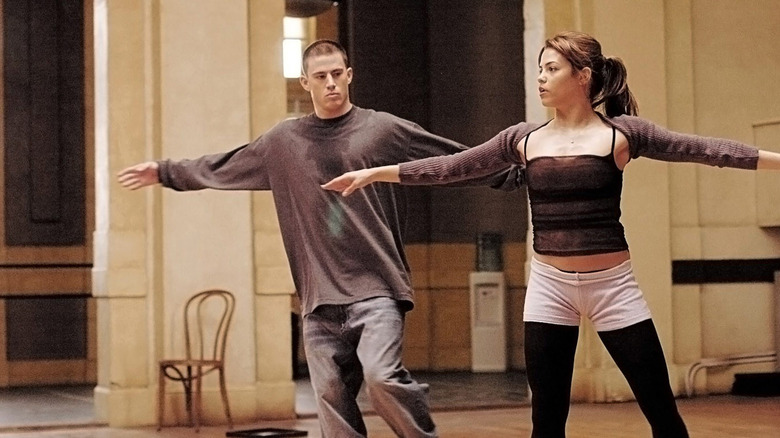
117;161;161;190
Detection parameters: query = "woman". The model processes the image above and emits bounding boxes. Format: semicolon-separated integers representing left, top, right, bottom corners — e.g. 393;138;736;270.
322;31;780;437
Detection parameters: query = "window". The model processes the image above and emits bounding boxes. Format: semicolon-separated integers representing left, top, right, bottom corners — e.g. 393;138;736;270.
283;17;309;78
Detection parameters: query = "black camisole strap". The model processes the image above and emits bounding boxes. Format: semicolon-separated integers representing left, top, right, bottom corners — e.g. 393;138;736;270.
522;120;551;161
610;126;616;155
523;130;533;161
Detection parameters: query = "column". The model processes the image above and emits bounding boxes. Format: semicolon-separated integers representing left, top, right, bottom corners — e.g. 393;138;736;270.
93;0;293;426
248;0;297;418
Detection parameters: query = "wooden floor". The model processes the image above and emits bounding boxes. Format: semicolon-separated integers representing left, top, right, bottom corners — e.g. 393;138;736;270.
0;395;777;437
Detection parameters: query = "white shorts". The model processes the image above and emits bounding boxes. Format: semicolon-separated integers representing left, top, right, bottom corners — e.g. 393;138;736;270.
523;257;653;332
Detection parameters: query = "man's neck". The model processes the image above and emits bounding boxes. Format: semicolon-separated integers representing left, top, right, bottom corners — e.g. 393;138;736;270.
315;102;354;120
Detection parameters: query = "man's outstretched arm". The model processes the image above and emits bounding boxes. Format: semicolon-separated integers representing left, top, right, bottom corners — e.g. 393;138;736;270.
116;140;271;192
117;161;160;190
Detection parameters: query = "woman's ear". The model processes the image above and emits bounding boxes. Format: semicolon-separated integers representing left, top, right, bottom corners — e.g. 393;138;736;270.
579;67;592;86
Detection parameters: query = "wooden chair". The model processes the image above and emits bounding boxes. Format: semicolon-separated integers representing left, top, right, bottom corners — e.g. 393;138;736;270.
158;289;235;431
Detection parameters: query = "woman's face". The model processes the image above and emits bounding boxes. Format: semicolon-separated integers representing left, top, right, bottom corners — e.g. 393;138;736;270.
537;48;588;108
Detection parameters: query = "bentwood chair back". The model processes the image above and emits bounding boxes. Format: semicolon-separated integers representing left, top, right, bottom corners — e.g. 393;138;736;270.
157;289;235;431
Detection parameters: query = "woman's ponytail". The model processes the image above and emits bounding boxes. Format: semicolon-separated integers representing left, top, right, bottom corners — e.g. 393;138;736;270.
594;56;638;117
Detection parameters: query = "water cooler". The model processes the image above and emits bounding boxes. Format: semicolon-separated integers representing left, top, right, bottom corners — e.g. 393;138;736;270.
469;233;507;372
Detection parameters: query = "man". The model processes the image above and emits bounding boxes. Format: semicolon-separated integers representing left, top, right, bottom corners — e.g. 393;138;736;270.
118;40;519;437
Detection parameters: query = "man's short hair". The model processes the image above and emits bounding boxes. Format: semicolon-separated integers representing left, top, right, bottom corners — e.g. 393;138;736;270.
301;39;349;75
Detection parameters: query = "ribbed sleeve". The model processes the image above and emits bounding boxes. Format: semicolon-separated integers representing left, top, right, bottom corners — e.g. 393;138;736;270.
398;123;534;185
612;115;759;169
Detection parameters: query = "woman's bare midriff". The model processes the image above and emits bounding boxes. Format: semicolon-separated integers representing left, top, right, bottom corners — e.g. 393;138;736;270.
535;250;631;273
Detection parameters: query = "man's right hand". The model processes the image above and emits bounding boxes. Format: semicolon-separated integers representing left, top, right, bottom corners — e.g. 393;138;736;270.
117;161;160;190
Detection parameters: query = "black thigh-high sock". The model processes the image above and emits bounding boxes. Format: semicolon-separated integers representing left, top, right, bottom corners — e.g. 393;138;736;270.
525;322;580;438
598;319;689;438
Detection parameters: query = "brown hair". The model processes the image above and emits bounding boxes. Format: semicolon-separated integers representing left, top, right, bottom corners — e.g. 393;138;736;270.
301;39;349;75
539;31;638;117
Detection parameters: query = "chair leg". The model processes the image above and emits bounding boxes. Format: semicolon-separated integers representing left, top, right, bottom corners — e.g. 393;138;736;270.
194;366;202;433
157;366;165;431
185;366;194;428
218;366;233;429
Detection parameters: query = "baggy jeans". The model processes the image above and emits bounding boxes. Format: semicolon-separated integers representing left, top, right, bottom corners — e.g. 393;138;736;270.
303;296;437;438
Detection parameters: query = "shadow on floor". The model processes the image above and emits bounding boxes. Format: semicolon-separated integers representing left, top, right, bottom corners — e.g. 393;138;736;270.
0;385;98;430
295;370;529;417
0;371;529;431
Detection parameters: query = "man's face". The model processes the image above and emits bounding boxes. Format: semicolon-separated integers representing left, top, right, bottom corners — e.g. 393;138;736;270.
300;53;353;119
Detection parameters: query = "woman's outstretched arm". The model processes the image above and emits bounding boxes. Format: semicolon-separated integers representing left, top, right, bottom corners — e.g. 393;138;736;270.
321;165;400;196
757;150;780;170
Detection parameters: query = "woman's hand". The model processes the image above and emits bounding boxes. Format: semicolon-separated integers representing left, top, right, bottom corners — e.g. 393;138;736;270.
757;150;780;170
321;165;400;196
117;161;160;190
321;169;376;196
